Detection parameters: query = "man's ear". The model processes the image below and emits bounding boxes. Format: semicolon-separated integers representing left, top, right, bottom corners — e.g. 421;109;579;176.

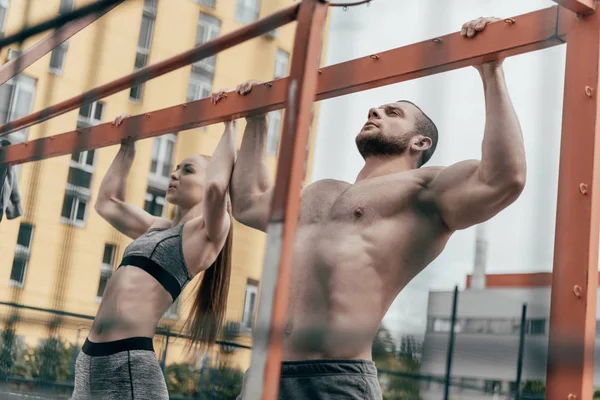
411;135;432;152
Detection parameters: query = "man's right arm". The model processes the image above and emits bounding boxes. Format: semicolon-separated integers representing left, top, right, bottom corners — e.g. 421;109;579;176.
230;115;273;232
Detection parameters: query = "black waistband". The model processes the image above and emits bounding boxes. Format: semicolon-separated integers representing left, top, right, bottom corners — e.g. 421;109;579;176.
82;337;154;357
119;255;181;301
280;359;378;377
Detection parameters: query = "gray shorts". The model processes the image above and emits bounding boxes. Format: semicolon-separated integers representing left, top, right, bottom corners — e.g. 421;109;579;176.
70;337;168;400
237;359;383;400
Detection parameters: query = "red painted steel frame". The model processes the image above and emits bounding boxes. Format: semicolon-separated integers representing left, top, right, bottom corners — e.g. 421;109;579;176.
244;3;328;399
553;0;596;15
0;2;598;398
0;2;122;86
0;3;299;139
0;6;572;165
546;8;600;400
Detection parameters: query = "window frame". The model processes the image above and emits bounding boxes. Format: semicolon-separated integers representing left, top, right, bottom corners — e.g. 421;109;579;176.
241;281;259;331
9;223;34;288
96;244;117;302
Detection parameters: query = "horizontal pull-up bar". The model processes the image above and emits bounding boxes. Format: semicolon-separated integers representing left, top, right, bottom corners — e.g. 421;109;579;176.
0;1;122;87
0;5;574;166
0;3;299;139
0;0;123;50
552;0;596;15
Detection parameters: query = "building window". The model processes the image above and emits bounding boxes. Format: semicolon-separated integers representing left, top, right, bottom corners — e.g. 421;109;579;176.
235;0;260;24
61;103;103;227
484;380;501;394
149;134;176;181
0;0;10;36
49;0;73;74
77;100;104;128
527;319;546;335
144;187;166;217
431;318;461;333
164;298;180;320
9;223;34;287
58;0;74;14
267;110;281;156
0;74;36;143
96;244;116;301
273;48;289;79
187;71;212;102
130;0;157;101
193;13;221;74
241;280;259;330
196;0;216;8
49;42;68;74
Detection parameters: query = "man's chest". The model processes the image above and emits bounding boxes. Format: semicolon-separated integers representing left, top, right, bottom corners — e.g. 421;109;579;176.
298;175;426;225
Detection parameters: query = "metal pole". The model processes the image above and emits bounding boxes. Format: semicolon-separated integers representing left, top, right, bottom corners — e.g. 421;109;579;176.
0;7;573;167
546;6;600;399
443;286;459;400
515;303;527;400
0;3;299;139
244;1;328;399
160;329;170;374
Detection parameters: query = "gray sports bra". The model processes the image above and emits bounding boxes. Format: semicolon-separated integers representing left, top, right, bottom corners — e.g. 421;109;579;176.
119;224;192;301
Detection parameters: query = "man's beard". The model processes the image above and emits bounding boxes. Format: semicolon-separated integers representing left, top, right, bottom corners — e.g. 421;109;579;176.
355;131;410;159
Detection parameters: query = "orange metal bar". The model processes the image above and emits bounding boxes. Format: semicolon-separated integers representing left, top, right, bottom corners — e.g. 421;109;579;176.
0;2;122;86
0;3;299;138
0;6;571;166
546;9;600;400
553;0;595;15
247;1;328;398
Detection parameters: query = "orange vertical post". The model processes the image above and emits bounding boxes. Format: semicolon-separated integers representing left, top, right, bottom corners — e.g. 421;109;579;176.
546;7;600;400
244;1;329;399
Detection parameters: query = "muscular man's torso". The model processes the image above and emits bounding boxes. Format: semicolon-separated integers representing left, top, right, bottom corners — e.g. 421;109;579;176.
284;167;452;360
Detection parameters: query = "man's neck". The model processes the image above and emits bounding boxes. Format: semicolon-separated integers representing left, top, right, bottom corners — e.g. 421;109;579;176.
356;155;416;182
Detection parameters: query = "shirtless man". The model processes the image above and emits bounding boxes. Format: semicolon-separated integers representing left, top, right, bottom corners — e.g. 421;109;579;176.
230;17;526;399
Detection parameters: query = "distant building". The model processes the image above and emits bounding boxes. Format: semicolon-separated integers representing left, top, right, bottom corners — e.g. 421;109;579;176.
420;272;600;399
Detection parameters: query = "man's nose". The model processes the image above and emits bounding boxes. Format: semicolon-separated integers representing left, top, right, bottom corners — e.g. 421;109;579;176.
368;108;382;119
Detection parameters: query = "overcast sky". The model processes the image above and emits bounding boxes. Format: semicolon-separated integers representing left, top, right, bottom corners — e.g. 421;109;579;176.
310;0;564;339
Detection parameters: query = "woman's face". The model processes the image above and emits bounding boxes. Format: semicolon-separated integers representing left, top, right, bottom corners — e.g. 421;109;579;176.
165;155;209;209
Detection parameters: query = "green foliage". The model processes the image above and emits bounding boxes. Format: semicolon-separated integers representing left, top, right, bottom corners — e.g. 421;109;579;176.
372;325;422;400
166;362;243;399
0;329;75;382
594;389;600;399
31;337;74;382
522;380;545;394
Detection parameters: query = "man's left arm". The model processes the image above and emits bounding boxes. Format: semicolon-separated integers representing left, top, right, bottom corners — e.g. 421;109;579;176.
426;30;526;231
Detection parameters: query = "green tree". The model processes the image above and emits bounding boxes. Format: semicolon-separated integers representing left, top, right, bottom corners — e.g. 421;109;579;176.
372;325;422;400
197;365;244;400
166;362;201;397
522;380;545;395
31;336;73;382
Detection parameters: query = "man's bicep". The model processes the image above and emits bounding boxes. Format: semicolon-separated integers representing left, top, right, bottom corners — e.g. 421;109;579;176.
425;160;498;230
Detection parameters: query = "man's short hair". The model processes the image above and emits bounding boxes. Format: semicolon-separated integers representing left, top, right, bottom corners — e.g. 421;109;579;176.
398;100;438;167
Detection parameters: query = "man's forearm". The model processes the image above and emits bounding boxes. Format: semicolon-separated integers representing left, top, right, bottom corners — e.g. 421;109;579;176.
479;66;526;187
230;115;272;211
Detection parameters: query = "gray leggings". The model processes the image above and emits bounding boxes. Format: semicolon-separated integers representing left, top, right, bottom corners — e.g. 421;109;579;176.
70;337;168;400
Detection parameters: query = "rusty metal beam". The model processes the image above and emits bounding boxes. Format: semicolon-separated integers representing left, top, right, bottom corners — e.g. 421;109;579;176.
0;0;123;50
0;2;122;86
545;8;600;400
243;2;329;399
0;3;299;139
0;6;573;165
553;0;595;16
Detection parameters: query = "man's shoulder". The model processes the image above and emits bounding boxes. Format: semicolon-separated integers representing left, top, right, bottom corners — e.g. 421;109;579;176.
411;166;446;188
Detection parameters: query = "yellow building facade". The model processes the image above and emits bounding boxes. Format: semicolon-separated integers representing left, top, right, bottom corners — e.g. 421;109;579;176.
0;0;329;373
